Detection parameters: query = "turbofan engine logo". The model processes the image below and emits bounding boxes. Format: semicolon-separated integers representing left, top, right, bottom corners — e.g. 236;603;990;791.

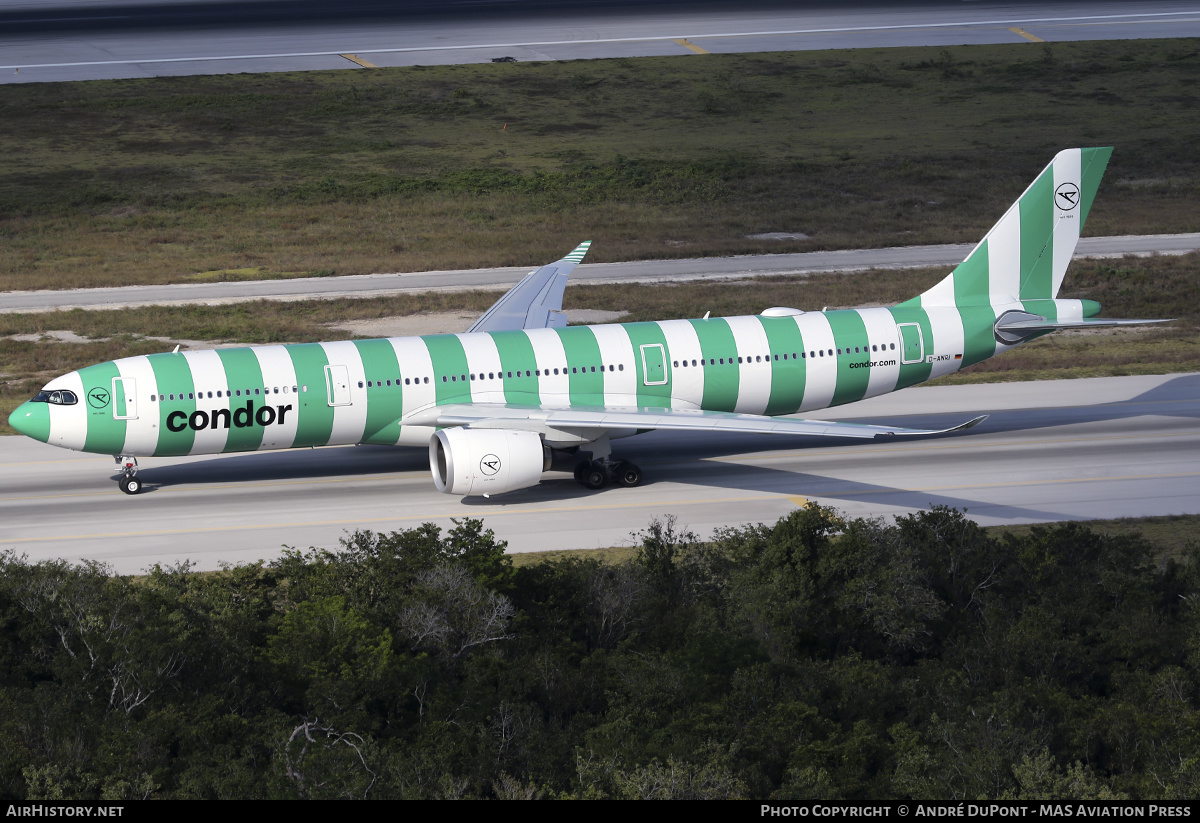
480;454;501;476
166;400;293;433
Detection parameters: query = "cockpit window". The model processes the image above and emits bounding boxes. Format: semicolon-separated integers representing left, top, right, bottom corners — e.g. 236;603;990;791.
31;390;78;405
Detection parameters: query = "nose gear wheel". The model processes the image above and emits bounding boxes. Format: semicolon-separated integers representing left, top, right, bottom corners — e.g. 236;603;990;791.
114;455;142;495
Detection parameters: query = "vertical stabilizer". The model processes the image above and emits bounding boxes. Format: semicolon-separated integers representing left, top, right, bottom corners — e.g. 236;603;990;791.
905;147;1112;308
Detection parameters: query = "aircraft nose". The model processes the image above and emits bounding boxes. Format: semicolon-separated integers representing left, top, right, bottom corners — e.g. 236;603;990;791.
8;401;50;443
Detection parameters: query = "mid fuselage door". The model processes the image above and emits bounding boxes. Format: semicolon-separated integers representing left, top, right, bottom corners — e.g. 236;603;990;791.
111;377;137;420
897;323;925;365
324;364;352;406
640;344;667;386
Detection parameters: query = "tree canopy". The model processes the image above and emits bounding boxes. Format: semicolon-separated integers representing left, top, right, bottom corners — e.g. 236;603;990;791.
2;506;1197;800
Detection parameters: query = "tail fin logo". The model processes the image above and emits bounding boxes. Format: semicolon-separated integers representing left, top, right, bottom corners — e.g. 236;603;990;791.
1055;182;1080;210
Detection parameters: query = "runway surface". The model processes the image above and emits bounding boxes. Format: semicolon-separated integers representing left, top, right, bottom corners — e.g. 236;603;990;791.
3;372;1197;574
3;1;1199;84
3;234;1198;314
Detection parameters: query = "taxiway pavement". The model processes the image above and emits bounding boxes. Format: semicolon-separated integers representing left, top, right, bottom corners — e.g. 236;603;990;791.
3;234;1197;314
4;1;1200;84
3;372;1197;574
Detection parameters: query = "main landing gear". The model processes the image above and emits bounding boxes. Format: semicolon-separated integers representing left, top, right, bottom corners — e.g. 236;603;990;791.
573;458;643;490
114;455;142;495
570;435;643;491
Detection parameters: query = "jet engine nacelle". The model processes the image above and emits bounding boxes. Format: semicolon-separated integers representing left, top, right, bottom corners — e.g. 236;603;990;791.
429;427;548;496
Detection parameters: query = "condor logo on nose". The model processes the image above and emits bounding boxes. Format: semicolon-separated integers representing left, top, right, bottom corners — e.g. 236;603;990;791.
166;400;292;433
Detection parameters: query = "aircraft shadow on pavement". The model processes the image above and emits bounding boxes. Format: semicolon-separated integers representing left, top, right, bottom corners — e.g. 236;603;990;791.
816;373;1200;441
126;373;1198;511
452;426;1056;520
482;373;1200;518
121;444;428;492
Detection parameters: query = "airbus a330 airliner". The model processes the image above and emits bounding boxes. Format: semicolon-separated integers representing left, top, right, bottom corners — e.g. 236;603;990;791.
9;148;1164;496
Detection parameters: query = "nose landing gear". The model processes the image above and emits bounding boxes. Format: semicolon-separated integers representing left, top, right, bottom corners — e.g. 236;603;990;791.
114;456;142;495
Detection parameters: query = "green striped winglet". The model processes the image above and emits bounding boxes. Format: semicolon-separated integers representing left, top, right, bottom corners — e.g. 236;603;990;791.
564;241;591;263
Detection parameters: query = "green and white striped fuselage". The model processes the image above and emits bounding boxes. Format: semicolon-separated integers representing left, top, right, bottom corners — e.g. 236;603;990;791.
30;298;1087;458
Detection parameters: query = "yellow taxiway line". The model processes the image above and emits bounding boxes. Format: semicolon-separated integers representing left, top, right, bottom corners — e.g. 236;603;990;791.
673;38;710;54
1008;27;1045;42
340;54;378;68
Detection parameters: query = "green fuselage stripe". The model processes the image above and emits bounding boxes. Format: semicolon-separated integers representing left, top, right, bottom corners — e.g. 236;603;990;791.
621;322;671;407
79;360;126;454
286;344;336;447
758;316;806;415
888;307;934;389
689;318;739;412
1020;298;1061;324
951;242;998;365
961;307;998;366
424;335;472;404
953;238;990;307
149;353;197;456
489;330;541;405
354;339;403;444
825;310;871;407
556;326;605;405
215;348;266;452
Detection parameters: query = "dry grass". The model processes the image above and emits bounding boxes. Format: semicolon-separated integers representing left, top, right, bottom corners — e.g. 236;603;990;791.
510;514;1200;567
510;545;638;568
1;39;1199;290
988;514;1200;563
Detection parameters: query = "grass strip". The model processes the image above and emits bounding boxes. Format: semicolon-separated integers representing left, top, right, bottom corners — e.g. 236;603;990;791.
510;514;1200;568
1;39;1199;290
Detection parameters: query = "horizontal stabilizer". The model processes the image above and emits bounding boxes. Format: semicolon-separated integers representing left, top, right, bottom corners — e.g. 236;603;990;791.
994;311;1171;344
467;241;591;333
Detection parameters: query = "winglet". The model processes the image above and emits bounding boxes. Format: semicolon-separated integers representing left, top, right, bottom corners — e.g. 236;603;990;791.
563;240;591;263
467;241;593;334
873;415;984;441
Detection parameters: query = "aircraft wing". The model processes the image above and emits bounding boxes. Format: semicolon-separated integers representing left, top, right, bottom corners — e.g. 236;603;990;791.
467;241;592;333
421;403;987;440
